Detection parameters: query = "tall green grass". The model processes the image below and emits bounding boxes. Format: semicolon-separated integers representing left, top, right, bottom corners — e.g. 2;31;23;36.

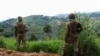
27;39;63;53
0;36;63;54
57;13;100;56
76;13;100;56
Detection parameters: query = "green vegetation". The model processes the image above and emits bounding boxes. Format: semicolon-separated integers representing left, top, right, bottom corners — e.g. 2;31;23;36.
0;28;4;32
57;13;100;56
0;36;63;53
0;12;100;56
0;15;67;39
43;24;52;39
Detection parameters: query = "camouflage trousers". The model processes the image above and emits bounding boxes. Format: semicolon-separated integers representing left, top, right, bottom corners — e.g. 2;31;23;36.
16;33;27;50
62;42;78;56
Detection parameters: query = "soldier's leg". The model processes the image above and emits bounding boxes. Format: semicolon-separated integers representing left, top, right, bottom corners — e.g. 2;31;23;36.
16;34;21;50
22;34;27;49
62;43;69;56
73;41;78;56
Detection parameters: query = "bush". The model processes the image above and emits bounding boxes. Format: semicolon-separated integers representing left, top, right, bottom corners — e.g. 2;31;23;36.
27;40;63;53
76;13;100;56
59;13;100;56
29;33;38;41
79;36;99;56
0;28;4;32
3;31;14;37
0;37;6;48
0;37;63;53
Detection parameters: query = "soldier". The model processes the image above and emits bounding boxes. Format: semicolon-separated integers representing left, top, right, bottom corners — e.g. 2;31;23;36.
62;13;83;56
14;16;28;50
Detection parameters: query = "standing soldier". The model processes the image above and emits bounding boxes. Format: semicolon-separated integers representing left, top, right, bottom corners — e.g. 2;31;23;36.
14;16;28;50
62;13;83;56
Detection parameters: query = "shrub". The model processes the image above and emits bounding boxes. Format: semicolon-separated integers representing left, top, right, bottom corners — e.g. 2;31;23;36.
76;13;100;56
3;31;14;37
29;33;38;41
0;37;6;48
27;40;63;53
0;28;4;32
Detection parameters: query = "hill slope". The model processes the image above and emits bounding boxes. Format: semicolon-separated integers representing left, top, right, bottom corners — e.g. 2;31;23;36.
0;11;100;39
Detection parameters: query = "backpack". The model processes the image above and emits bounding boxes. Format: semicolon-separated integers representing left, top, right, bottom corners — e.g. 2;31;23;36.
16;22;26;33
68;20;82;34
77;22;82;33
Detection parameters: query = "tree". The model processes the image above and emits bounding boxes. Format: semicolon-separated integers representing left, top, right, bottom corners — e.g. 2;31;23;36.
29;33;38;41
0;28;4;36
0;28;4;32
43;24;52;39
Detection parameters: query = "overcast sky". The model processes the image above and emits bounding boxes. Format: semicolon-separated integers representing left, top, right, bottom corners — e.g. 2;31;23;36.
0;0;100;21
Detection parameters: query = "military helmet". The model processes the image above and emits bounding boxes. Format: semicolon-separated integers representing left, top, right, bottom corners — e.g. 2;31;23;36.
68;13;75;19
18;16;22;21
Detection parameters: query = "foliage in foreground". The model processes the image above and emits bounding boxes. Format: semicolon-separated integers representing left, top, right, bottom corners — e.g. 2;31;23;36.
57;13;100;56
0;36;63;54
0;35;100;56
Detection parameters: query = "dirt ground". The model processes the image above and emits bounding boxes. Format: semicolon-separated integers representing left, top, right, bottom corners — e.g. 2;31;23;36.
0;48;59;56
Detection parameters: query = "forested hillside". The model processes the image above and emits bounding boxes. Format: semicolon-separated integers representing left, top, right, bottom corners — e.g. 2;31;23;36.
0;11;100;40
0;15;67;40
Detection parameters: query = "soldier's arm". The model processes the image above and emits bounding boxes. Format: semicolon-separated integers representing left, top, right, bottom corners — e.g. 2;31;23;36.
77;23;83;33
14;25;17;37
65;23;70;42
24;25;29;32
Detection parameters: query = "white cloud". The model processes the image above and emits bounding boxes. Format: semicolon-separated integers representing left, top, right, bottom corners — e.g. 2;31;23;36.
0;0;100;21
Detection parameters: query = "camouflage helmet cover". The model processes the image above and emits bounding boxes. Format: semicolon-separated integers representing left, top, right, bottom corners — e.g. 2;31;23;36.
17;16;22;21
68;13;75;19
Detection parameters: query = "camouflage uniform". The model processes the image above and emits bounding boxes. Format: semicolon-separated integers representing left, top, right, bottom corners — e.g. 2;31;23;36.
14;16;28;50
62;13;83;56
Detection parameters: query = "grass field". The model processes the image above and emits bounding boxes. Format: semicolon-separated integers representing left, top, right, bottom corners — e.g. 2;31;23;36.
0;36;63;54
0;35;100;56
